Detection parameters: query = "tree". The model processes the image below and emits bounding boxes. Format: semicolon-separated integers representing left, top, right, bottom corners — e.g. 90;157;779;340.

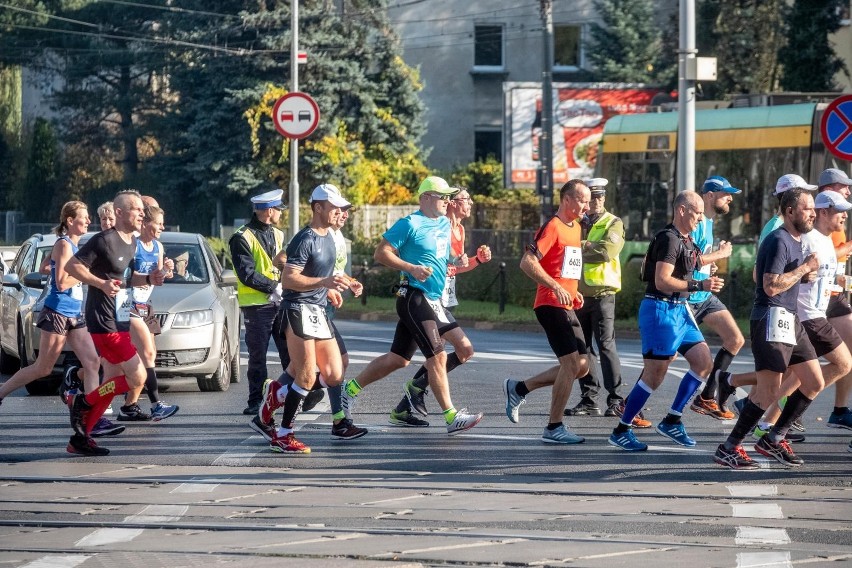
21;118;60;222
779;0;849;92
586;0;662;84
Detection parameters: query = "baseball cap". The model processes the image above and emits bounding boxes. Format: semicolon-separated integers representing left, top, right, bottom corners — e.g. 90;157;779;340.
585;177;608;194
417;176;458;197
310;184;351;208
814;190;852;211
701;175;740;194
774;174;817;195
818;168;852;188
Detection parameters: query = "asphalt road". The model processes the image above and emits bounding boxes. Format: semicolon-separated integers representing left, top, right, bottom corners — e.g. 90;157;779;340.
1;318;850;567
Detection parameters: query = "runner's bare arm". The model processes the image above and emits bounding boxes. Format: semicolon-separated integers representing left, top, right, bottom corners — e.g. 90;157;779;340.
763;253;818;297
655;260;723;294
281;263;349;292
374;238;431;282
64;257;119;295
519;250;571;306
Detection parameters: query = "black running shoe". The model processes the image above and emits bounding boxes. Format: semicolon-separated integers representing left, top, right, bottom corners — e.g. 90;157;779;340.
754;434;804;467
59;365;82;404
564;399;602;417
67;434;109;456
388;409;429;427
249;415;278;442
713;444;759;471
404;380;429;417
117;403;152;421
301;389;325;412
68;391;91;437
331;418;368;440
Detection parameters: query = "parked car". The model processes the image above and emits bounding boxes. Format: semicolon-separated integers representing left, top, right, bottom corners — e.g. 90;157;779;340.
0;232;242;394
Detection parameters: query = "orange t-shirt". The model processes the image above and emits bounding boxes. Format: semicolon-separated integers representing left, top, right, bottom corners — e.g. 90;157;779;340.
531;216;581;309
832;230;847;264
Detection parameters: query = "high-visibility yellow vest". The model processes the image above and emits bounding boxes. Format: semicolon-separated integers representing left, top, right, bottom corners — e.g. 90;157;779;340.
582;211;621;291
234;225;284;307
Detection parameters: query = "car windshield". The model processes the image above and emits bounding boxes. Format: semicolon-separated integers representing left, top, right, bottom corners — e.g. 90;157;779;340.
162;243;209;284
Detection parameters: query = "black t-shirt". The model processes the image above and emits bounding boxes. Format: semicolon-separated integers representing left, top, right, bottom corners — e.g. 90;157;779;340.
752;226;803;319
283;226;336;305
644;224;700;297
75;228;137;333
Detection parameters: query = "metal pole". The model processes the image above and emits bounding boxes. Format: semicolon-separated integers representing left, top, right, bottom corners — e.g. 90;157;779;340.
540;0;554;225
288;0;300;239
677;0;696;192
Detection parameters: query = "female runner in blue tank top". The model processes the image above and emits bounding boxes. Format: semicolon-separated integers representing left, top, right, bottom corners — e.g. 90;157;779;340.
0;202;102;417
118;205;179;421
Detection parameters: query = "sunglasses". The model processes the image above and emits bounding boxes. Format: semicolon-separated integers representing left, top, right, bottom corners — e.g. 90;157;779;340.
427;193;452;202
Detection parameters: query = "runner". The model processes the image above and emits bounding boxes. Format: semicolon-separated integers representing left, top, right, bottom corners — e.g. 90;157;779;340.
340;176;483;435
97;202;115;231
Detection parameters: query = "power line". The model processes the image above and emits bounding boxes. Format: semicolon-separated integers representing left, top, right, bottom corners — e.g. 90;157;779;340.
94;0;240;19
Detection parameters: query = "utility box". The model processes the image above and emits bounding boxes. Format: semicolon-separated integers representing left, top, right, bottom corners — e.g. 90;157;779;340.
687;57;717;81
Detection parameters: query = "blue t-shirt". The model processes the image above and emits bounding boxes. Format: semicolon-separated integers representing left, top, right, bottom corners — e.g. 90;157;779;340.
283;226;336;305
752;226;804;319
688;218;713;303
758;215;783;246
383;211;450;300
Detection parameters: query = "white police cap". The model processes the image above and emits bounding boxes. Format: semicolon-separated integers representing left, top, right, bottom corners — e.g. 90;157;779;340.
250;189;285;210
585;178;609;193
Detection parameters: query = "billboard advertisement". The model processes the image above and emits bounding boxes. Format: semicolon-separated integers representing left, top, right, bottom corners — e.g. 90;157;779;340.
505;82;663;187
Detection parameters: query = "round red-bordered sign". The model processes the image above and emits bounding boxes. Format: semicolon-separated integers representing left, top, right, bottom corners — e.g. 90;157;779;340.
272;92;320;139
820;95;852;161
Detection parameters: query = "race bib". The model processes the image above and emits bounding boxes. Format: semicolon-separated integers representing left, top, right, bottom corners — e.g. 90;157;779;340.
300;303;332;339
70;284;83;301
560;246;582;279
442;275;458;308
426;298;450;324
766;306;796;345
115;289;132;323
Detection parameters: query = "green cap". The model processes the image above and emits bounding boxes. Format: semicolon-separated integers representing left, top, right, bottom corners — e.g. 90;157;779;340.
417;176;457;197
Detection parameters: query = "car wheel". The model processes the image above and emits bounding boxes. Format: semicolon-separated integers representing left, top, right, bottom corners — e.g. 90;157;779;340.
24;377;62;396
229;333;240;384
0;347;20;374
17;320;29;368
196;330;231;392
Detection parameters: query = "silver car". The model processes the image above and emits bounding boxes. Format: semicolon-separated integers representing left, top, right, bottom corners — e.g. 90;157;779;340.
0;232;242;394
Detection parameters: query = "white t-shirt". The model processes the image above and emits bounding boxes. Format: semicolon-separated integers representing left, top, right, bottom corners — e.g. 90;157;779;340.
798;229;838;321
330;228;347;275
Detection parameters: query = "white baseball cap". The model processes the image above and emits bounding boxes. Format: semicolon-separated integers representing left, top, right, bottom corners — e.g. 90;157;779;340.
310;184;351;208
814;190;852;211
774;174;817;195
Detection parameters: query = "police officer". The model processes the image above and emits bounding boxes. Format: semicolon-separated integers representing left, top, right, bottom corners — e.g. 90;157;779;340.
565;178;627;418
229;189;289;415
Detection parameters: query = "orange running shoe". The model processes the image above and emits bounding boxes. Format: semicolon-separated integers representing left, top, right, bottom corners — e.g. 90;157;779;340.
270;432;311;454
690;395;720;416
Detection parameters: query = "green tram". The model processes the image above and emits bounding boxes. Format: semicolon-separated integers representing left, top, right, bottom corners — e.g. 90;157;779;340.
596;102;851;272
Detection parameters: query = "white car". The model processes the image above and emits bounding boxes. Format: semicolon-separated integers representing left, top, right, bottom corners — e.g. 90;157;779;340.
0;232;242;394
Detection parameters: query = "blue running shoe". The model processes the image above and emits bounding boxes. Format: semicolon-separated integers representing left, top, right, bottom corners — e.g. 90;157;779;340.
655;421;696;447
828;410;852;431
503;378;525;424
733;397;747;416
608;429;648;451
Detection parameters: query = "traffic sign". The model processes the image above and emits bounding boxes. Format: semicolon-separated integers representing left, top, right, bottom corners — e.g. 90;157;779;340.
272;92;320;139
821;95;852;161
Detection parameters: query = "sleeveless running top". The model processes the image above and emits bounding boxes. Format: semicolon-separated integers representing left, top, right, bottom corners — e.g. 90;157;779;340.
44;236;84;317
132;239;160;304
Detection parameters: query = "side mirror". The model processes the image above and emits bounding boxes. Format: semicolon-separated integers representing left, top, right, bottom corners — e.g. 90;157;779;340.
220;269;238;287
2;273;21;290
23;272;47;289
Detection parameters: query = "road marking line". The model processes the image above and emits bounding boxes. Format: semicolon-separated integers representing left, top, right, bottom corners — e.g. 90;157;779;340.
171;480;220;493
243;533;366;549
125;504;188;523
730;503;784;519
20;556;92;568
533;547;677;564
728;485;777;497
736;526;790;545
360;494;429;505
75;528;144;547
736;551;792;568
370;538;527;557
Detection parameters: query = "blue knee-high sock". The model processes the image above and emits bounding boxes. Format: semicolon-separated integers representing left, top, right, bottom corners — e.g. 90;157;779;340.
670;370;704;416
329;384;343;415
620;380;654;426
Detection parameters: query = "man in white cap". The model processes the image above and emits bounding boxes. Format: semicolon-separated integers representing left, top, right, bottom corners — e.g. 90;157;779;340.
758;174;818;245
255;184;359;453
341;176;484;436
229;188;288;415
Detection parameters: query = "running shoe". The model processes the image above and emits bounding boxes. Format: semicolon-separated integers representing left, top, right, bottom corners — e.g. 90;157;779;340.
604;401;623;417
90;417;125;438
404;380;429;417
502;378;525;424
541;424;585;444
711;405;735;421
259;378;284;424
713;444;759;471
847;440;852;453
716;371;737;409
388;409;430;427
242;402;260;415
611;399;652;428
754;434;803;467
791;419;806;432
752;424;805;443
655;421;697;447
249;415;278;442
302;389;325;412
828;410;852;430
608;429;648;451
564;399;602;417
67;391;90;437
341;380;358;421
733;397;747;416
270;432;310;454
117;403;152;421
690;395;720;416
331;419;368;440
67;434;109;456
58;365;82;404
447;408;483;435
150;401;179;421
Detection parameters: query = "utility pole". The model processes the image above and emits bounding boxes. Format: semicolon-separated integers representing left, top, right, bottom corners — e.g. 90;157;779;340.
539;0;554;225
288;0;300;239
677;0;696;192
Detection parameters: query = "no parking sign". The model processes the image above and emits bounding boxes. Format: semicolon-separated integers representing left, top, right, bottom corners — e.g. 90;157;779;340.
821;95;852;161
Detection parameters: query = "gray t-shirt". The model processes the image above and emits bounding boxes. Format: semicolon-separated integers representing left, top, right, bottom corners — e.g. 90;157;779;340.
752;226;804;320
283;225;336;305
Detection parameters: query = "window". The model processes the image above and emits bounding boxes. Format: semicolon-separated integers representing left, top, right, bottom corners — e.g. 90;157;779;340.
553;24;582;70
474;24;503;69
474;130;502;162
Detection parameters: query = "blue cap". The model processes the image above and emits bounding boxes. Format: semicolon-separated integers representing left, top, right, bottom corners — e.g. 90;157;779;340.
701;175;740;195
250;189;285;210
